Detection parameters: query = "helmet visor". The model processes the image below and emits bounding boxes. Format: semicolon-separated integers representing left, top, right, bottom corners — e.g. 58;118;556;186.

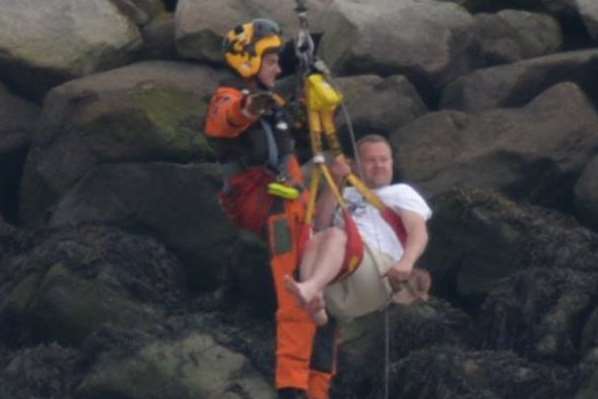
252;18;282;41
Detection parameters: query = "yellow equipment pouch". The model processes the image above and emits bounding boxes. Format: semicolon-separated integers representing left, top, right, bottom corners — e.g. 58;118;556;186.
307;73;343;111
268;182;300;200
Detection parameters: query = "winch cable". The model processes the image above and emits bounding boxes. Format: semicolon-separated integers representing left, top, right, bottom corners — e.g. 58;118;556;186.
292;3;391;398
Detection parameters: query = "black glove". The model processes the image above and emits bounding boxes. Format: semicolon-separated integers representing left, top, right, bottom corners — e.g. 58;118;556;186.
245;92;277;116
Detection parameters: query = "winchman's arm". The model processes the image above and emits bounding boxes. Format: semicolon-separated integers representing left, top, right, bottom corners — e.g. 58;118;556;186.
385;209;429;282
204;87;257;139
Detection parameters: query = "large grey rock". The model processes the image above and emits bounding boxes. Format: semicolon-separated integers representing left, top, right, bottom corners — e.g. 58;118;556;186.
317;0;475;92
575;156;598;230
394;82;598;202
228;231;275;317
577;0;598;42
20;61;225;225
423;189;598;300
0;225;184;346
472;10;562;66
77;332;276;399
481;268;598;362
332;299;475;398
390;347;577;399
49;162;237;291
0;0;143;100
333;74;428;141
0;344;82;399
174;0;332;63
441;49;598;112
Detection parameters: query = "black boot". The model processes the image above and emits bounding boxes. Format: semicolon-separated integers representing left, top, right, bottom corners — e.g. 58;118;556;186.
277;387;308;399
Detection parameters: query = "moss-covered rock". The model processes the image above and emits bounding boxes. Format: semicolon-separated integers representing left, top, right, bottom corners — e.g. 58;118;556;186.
20;61;225;225
0;225;184;346
77;332;276;399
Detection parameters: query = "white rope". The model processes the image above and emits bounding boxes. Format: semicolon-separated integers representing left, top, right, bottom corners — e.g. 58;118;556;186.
384;304;390;399
338;94;392;399
340;103;364;179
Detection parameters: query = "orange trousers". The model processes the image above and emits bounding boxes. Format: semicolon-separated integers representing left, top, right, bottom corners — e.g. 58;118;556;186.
268;196;336;399
219;159;336;398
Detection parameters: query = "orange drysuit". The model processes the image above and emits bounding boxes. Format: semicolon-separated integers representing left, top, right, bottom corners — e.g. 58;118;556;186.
205;79;336;398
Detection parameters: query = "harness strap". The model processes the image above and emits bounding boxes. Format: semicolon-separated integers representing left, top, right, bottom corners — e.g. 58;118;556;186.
330;201;408;283
380;206;407;247
260;119;280;170
330;208;364;284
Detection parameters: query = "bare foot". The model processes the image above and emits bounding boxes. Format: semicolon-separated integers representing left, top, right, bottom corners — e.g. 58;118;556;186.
306;294;328;326
284;274;315;305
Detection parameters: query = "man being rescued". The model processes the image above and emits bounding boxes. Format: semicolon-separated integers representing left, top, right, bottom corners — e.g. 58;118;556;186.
204;18;336;399
285;134;432;325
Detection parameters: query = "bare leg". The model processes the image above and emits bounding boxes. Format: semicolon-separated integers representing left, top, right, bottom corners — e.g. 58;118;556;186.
306;293;328;326
296;231;324;282
285;227;347;305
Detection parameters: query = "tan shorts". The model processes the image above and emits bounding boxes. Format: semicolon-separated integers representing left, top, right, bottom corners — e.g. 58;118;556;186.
324;246;395;321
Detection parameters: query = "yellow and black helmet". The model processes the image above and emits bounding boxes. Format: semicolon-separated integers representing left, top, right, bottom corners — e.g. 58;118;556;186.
223;18;283;78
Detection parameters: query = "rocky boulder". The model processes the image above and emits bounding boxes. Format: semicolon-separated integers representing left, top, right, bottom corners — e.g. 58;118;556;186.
0;225;184;346
577;0;598;42
332;299;475;398
20;60;224;225
481;268;598;363
440;48;598;112
78;332;276;399
49;162;237;291
228;231;275;318
422;189;598;301
394;82;598;206
0;0;143;100
333;74;428;142
0;343;82;399
174;0;332;64
471;10;562;66
317;0;475;96
390;346;577;399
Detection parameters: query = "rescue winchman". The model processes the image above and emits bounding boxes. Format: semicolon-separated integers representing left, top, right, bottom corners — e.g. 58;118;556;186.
204;18;336;399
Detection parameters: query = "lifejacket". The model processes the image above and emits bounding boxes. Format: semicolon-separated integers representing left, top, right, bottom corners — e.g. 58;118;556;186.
204;77;294;170
205;77;301;235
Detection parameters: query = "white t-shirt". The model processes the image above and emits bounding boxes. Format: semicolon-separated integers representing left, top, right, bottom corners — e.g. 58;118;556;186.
336;184;432;262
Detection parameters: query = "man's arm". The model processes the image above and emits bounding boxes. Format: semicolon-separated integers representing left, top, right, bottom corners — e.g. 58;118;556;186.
314;157;351;231
385;208;429;284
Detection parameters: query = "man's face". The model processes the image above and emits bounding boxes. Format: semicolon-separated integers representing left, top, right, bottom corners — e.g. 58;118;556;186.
257;53;281;89
358;141;393;189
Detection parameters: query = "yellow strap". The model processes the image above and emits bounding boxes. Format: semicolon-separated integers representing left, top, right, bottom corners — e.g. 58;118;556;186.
346;174;385;211
305;166;321;225
303;71;386;225
319;163;347;208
